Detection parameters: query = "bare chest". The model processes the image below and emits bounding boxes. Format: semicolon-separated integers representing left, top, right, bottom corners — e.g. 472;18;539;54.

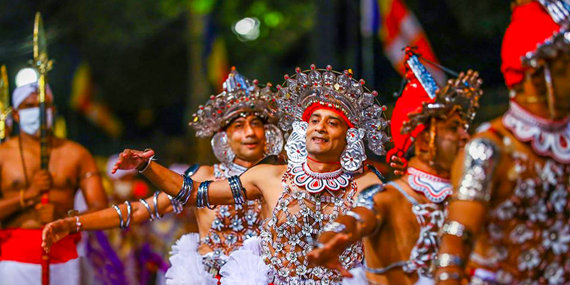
1;147;80;193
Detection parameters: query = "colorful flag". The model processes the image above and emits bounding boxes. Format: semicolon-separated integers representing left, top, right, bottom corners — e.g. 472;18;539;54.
204;15;230;94
70;63;123;137
374;0;446;85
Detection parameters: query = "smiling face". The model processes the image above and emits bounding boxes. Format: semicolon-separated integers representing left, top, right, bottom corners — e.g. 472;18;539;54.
305;108;349;162
225;115;267;163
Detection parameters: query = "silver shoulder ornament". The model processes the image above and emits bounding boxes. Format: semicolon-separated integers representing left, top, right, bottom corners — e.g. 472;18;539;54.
355;184;384;213
454;138;500;203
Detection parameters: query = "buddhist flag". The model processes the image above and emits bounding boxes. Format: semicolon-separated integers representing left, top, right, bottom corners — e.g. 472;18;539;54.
70;63;123;137
375;0;446;85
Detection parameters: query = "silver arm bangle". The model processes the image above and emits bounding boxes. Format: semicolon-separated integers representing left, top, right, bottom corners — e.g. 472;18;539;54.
441;220;472;242
322;221;347;233
153;191;163;219
112;204;125;228
173;175;193;206
435;271;462;282
138;153;156;173
75;216;82;233
197;181;216;210
124;201;132;228
434;253;465;268
167;194;183;214
228;176;247;206
139;199;155;221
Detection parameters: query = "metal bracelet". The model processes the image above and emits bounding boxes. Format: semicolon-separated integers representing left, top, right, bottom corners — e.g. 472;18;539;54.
322;221;347;233
441;220;472;242
139;199;155;221
174;175;193;206
112;204;125;228
153;191;163;219
167;194;183;214
228;175;247;206
124;201;132;228
183;175;194;205
434;253;464;268
138;154;156;173
435;271;461;282
197;180;216;210
75;216;82;233
346;210;364;223
173;175;189;201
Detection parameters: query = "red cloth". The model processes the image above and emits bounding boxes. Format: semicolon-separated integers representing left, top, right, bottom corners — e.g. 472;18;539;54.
387;51;435;162
302;103;355;128
0;228;80;264
501;1;561;87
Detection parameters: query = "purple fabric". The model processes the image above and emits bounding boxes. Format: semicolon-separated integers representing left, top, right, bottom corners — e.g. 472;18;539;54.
86;231;126;285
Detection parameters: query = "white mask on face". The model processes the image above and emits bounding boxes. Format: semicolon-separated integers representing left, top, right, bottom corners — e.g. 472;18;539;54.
18;107;53;136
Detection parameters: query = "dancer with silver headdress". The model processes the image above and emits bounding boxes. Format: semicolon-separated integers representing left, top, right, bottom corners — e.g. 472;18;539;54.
435;1;570;284
41;69;284;285
44;65;391;284
307;49;483;285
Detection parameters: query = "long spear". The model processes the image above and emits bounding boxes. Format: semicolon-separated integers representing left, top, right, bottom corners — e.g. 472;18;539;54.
32;12;53;285
0;65;10;143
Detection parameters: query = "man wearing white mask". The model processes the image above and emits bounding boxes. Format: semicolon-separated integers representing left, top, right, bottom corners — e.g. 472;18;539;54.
0;81;107;285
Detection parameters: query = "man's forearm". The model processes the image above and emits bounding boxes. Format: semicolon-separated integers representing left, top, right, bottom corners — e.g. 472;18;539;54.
141;161;185;197
66;191;180;232
0;195;25;220
319;207;379;247
0;190;36;220
435;201;485;284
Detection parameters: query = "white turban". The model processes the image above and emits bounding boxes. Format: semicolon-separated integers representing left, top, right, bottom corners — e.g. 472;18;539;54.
12;82;53;110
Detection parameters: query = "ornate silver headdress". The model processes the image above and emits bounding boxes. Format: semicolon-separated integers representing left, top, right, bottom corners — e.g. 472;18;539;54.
402;69;483;134
275;65;390;172
189;68;283;164
393;50;482;166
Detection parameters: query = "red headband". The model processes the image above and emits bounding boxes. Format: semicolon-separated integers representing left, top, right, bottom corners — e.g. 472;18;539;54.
302;103;355;128
386;69;434;162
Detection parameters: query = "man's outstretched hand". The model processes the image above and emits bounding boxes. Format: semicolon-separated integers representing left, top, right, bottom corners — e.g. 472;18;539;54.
112;149;155;174
307;233;353;278
41;218;73;253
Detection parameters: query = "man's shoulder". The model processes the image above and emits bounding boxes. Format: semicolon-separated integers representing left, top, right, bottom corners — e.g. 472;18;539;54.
0;139;18;165
192;165;215;181
0;138;18;151
55;138;90;153
249;163;287;177
355;170;384;189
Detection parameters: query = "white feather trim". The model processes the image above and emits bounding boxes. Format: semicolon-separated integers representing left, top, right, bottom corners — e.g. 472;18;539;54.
219;237;270;285
165;233;218;285
240;236;263;256
342;266;369;285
